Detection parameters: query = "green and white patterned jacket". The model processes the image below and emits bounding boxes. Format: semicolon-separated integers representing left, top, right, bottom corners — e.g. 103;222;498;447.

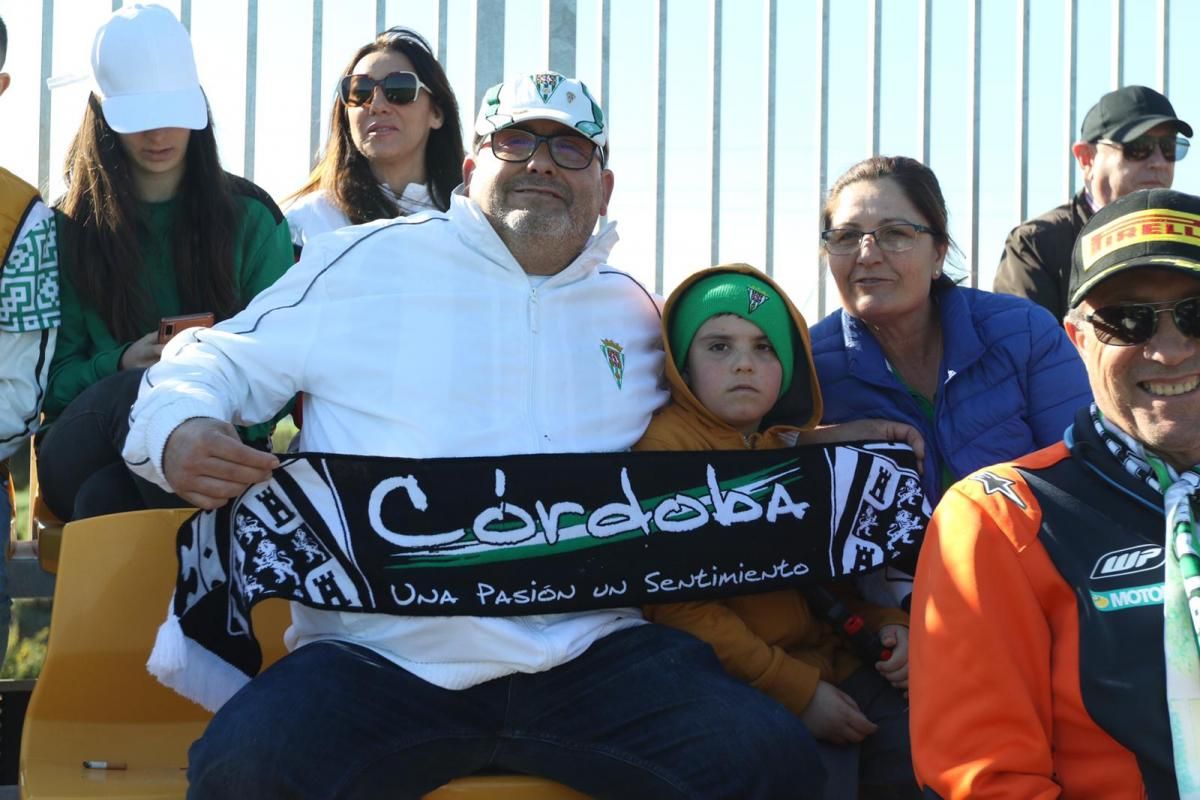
0;167;59;461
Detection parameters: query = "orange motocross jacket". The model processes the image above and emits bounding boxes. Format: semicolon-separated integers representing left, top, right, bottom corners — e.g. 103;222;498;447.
911;407;1178;799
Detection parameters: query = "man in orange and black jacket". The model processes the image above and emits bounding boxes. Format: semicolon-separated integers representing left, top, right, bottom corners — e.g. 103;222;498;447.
911;187;1200;799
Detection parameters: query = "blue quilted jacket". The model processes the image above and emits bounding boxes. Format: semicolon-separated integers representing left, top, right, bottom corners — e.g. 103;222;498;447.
810;280;1092;504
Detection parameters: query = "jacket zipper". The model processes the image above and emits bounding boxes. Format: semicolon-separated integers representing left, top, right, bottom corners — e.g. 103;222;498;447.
528;286;543;452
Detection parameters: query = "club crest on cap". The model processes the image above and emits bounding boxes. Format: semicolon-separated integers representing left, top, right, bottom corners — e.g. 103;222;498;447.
475;72;608;147
533;73;564;103
747;287;770;314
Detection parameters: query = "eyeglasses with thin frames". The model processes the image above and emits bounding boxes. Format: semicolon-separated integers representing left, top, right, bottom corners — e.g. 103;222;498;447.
1085;295;1200;346
339;71;431;108
482;128;604;170
1096;135;1190;163
820;222;935;255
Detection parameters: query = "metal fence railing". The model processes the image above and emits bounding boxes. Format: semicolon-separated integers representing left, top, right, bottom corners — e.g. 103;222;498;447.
5;0;1196;320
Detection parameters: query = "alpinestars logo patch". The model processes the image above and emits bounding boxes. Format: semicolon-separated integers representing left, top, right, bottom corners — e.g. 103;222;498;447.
970;471;1028;509
533;73;563;103
747;287;770;314
601;339;625;389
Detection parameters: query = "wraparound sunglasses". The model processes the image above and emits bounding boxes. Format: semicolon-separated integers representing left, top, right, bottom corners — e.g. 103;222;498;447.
339;71;430;108
1086;295;1200;346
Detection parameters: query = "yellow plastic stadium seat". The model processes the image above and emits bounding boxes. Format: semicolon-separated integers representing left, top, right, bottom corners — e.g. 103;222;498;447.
19;509;246;800
5;465;15;556
7;452;39;566
27;442;63;573
19;508;588;799
425;777;589;799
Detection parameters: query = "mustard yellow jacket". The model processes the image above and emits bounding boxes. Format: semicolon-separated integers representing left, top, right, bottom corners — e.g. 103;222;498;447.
638;263;907;715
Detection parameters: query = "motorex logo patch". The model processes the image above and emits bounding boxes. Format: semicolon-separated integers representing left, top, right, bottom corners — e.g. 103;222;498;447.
1091;582;1165;612
1089;544;1164;580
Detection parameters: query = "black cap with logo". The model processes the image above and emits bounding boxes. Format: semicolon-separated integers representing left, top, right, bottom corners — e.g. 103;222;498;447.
1069;189;1200;308
1080;85;1193;143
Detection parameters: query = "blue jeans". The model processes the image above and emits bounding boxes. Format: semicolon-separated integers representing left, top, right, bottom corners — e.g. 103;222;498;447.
188;624;826;800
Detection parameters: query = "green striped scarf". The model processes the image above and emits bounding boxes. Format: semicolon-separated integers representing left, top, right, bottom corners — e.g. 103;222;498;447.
1093;405;1200;796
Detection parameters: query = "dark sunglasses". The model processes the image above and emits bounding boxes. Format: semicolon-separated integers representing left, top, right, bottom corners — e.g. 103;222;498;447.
1097;134;1190;163
1085;296;1200;346
338;71;430;108
483;128;603;170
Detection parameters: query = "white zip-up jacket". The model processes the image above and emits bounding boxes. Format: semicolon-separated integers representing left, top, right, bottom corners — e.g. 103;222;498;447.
124;191;667;689
283;182;439;252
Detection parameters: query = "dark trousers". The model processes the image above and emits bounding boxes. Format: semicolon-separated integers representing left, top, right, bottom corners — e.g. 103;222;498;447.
37;369;187;521
187;625;828;800
816;666;920;800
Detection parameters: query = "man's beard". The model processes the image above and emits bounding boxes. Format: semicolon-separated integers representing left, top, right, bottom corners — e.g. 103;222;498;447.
489;177;594;245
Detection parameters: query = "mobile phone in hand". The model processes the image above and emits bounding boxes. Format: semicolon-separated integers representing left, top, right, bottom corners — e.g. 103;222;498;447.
158;312;215;344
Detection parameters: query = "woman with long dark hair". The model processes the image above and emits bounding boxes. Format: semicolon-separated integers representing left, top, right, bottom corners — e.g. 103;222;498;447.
285;26;464;252
39;4;294;521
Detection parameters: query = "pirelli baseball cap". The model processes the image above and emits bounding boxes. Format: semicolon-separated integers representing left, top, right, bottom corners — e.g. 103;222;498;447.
1068;188;1200;308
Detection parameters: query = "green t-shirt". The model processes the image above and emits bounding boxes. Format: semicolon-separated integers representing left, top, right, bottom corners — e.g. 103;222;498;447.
889;367;957;493
47;178;295;440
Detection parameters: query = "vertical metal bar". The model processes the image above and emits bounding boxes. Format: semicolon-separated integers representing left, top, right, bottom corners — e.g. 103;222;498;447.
1112;0;1124;89
710;0;722;266
547;0;577;76
917;0;931;165
38;0;55;196
868;0;880;155
244;0;259;181
597;0;610;228
180;0;192;30
438;0;449;60
310;0;324;170
817;0;829;317
1157;0;1169;95
654;0;667;293
764;0;777;277
1017;0;1029;222
1066;0;1078;197
967;0;980;287
377;0;386;32
474;0;505;117
600;0;610;120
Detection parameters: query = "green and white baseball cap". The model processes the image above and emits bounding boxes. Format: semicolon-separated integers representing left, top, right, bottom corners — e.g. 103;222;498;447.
475;72;607;148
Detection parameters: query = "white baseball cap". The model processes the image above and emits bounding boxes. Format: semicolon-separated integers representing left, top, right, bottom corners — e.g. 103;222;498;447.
91;4;208;133
475;72;607;148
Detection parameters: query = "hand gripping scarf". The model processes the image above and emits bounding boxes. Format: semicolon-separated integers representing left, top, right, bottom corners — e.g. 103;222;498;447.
148;442;928;711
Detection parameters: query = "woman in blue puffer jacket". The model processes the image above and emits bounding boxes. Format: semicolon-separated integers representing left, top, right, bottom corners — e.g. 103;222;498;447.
810;155;1092;507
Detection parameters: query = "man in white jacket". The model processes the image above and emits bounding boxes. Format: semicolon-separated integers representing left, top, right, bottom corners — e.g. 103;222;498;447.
124;72;824;799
